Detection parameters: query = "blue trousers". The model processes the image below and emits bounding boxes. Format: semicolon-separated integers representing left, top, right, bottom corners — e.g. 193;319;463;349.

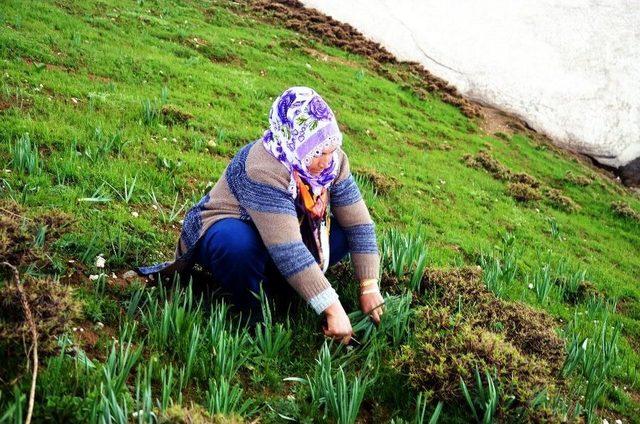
194;218;349;315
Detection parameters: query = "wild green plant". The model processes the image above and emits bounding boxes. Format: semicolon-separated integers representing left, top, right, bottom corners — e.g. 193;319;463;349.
159;364;175;411
105;174;137;204
380;229;428;291
141;99;161;125
414;392;443;424
251;290;293;362
547;217;560;239
149;190;188;224
286;343;371;424
78;182;112;203
134;362;155;424
459;367;514;424
478;233;519;297
142;283;203;361
0;387;25;424
209;328;250;381
349;293;412;347
126;286;146;319
527;264;554;305
205;377;254;417
102;329;143;397
560;269;587;302
10;133;40;175
91;381;129;424
34;224;47;248
562;313;622;422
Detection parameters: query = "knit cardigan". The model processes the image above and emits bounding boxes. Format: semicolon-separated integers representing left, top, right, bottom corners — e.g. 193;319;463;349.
137;141;380;313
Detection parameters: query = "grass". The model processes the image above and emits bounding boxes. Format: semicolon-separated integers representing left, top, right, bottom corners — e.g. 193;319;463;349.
0;0;639;422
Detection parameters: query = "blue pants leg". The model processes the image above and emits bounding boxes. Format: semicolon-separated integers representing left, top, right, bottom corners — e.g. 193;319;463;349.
194;217;350;314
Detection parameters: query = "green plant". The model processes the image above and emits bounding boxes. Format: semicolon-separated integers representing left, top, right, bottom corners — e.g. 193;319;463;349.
380;229;428;291
10;133;40;175
286;343;371;424
105;174;137;204
528;264;554;305
205;377;254;417
414;392;443;424
251;290;292;362
460;367;514;424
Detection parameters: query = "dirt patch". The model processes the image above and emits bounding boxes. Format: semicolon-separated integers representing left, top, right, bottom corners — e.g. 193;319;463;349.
0;200;75;269
463;151;512;181
246;0;480;118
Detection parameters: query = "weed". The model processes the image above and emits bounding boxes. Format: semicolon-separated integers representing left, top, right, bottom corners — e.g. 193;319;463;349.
10;133;40;175
459;367;514;423
251;290;293;362
205;377;254;417
380;229;428;290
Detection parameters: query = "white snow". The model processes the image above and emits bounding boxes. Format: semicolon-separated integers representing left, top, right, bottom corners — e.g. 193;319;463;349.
301;0;640;167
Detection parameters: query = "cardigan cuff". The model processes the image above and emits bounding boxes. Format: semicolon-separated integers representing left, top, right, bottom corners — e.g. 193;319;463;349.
309;287;339;314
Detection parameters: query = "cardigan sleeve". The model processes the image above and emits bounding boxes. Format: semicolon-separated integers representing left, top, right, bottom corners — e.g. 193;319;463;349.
330;150;381;281
239;144;339;314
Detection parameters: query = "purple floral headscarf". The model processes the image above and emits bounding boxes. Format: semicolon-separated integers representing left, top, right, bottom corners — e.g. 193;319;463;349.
262;86;343;198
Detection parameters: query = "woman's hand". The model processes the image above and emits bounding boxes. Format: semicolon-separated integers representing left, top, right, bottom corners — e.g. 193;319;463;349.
359;284;385;324
323;301;353;345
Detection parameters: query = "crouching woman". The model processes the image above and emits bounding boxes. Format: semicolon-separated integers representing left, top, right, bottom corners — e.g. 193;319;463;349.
137;86;384;344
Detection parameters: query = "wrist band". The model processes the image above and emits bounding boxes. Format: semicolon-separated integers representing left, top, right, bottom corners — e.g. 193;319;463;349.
359;278;378;288
361;287;380;295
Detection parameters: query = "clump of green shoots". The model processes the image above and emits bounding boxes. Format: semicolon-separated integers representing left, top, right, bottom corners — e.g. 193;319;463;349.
478;232;519;298
10;133;40;175
250;289;293;362
380;229;428;291
286;343;372;424
459;367;514;424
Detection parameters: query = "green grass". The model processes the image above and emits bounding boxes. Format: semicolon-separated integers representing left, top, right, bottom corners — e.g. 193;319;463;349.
1;0;639;422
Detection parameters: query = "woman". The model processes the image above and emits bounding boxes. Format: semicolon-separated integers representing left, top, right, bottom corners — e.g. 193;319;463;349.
137;86;383;344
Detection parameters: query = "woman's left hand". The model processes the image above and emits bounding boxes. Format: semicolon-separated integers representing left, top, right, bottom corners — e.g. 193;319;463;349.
359;290;385;325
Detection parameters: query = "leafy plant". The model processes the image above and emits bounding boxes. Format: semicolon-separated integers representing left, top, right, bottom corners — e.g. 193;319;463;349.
251;290;292;362
459;367;514;424
286;343;371;424
10;133;40;175
380;229;428;290
206;377;254;417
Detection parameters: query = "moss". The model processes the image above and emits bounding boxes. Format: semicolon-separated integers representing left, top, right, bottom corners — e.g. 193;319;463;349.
564;171;593;186
0;275;82;382
612;201;640;222
545;188;580;213
159;405;243;423
506;182;542;202
354;167;399;195
161;104;194;126
510;172;540;188
463;151;512;181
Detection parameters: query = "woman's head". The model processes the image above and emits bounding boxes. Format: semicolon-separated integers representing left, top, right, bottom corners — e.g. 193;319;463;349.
262;86;343;197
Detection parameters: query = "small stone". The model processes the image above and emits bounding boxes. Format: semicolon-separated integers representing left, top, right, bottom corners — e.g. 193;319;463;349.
95;255;106;268
123;270;138;279
131;211;139;217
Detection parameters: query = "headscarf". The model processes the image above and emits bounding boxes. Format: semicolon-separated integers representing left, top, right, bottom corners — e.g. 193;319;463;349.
262;86;343;199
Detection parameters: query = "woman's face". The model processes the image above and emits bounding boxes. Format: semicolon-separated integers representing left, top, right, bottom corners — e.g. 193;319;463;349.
308;146;338;175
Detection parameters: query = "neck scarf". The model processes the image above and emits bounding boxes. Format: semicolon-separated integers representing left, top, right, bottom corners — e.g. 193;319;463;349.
261;86;343;199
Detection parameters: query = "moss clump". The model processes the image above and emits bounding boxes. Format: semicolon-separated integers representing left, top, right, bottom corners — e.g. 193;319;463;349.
0;200;74;268
545;188;580;213
159;405;243;423
394;267;565;419
395;306;556;409
564;171;593;186
0;276;81;382
463;151;512;181
422;267;565;371
611;201;640;222
511;172;540;188
161;104;194;126
506;182;542;202
354;167;399;195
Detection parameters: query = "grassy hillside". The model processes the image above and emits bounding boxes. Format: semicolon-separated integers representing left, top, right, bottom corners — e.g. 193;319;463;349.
1;0;639;422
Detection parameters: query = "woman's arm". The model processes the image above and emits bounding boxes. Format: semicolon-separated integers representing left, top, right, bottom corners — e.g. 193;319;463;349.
330;150;384;322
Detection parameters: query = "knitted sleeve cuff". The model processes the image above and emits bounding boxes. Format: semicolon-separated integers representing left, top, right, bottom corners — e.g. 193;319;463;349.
308;287;339;314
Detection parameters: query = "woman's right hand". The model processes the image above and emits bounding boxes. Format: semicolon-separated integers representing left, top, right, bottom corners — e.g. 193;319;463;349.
323;301;353;345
